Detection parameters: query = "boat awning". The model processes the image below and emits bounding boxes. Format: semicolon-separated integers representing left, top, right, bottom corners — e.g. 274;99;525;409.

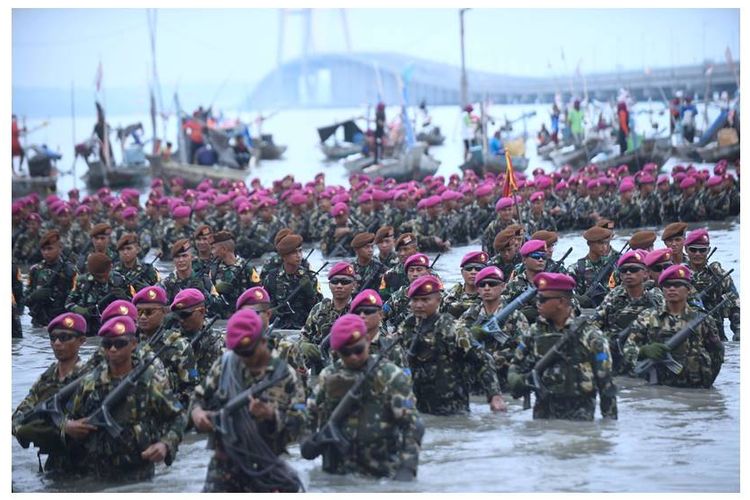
317;120;363;143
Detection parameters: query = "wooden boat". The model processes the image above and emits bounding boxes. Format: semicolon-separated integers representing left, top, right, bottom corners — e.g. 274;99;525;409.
257;134;287;160
12;173;57;198
696;142;740;163
321;142;362;160
416;126;445;146
148;154;250;187
360;143;441;182
459;153;529;176
14;145;60;197
318;119;366;160
82;158;149;189
549;137;608;169
671;143;702;162
590;146;671;173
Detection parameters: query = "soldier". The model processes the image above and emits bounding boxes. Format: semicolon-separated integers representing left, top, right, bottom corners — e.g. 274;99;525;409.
395;275;506;415
375;225;400;269
286;192;312;241
170;288;224;381
481;197;519;257
461;266;529;391
351;232;386;294
133;286;198;408
69;205;94;257
684;229;740;341
322;202;356;258
591;250;665;374
190;309;307;492
644;248;673;287
628;230;657;252
636;173;662;226
442;250;488;319
246;198;284;259
704;175;731;220
488;228;522;280
262;233;323;329
26;230;78;327
116;207;150;258
413;195;451;252
306;314;421;480
161;239;219;311
140;199;162;251
206;194;233;232
502;239;549;323
661;222;688;265
352;192;382;233
507;272;618;421
525;191;558;234
468;183;498;239
76;222;119;273
384;253;434;331
235;286;280;348
380;232;418;302
610;180;642;228
12;262;24;337
350;289;407;366
160;205;195;261
676;176;706;222
13;212;43;265
210;231;260;319
62;316;187;481
65;252;130;337
113;233;159;292
622;264;724;386
568;226;615;308
192;224;215;281
12;313;88;473
234;203;256;259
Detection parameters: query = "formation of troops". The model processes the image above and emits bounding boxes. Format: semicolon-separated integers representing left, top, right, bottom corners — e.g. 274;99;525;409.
11;158;740;491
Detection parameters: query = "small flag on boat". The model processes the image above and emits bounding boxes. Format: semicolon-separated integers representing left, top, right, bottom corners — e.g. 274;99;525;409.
502;147;517;198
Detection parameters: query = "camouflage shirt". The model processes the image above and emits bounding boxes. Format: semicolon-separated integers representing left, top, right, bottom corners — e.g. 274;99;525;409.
113;261;160;292
27;258;78;327
352;258;386;294
688;262;740;335
262;266;323;329
141;330;199;409
302;298;352;345
65;272;130;336
181;321;225;382
441;283;479;319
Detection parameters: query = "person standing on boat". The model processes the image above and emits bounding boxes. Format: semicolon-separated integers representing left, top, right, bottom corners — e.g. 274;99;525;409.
461;104;477;161
679;96;698;144
12;114;26;175
616;101;630;155
374;102;386;164
93;102;114;167
550;104;561;145
567;100;585;146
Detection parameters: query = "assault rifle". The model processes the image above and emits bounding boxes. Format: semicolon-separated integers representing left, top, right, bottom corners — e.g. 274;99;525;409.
121;252;161;288
548;247;573;273
190;316;220;350
521;316;589;410
357;260;385;294
275;261;329;316
300;338;398;460
632;298;730;384
475;287;537;345
579;240;630;307
695;268;734;303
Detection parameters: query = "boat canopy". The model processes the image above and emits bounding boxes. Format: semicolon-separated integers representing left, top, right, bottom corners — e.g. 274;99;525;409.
317;120;364;143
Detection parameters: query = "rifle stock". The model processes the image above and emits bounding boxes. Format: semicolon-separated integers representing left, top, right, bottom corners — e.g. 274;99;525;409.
549;247;573;273
479;287;537;345
581;241;630;303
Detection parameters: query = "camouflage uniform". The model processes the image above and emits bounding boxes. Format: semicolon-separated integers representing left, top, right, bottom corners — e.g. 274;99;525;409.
321;224;355;258
481;218;517;256
703;190;731;220
488;253;522;282
160;223;196;261
568;255;614;308
508;313;618;420
76;245;119;274
262;266;323;329
395;313;501;415
247;216;285;258
467;202;496;240
68;223;93;257
63;359;186;481
211;257;261;318
383;285;412;331
309;209;332;242
441;209;469;245
26;258;78;327
500;267;540;323
113;261;159;292
12;358;87;472
441;283;479;319
259;253;311;283
524;211;558;234
590;285;665;374
622;303;724;387
609;198;642;228
140;216;162;249
413;214;448;252
353;258;386;294
637;191;662;226
378;250;400;270
65;272;130;336
301;298;351;345
192;255;215;282
460;301;529;391
309;356;421;478
12;262;23;337
13;231;42;264
192;351;307;493
677;192;707;222
371;330;408;367
161;270;220;314
689;262;740;339
206;211;235;232
142;330;199;408
381;263;408;302
181;321;225;382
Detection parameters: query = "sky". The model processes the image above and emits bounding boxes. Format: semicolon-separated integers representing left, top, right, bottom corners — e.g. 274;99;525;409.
11;8;740;92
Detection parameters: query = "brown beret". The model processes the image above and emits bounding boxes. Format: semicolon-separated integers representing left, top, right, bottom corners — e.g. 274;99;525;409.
629;230;657;250
194;224;212;239
90;223;112;237
276;234;303;256
531;230;558;246
595;218;615;230
351;232;375;249
40;230;61;248
583;226;613;242
117;233;139;250
493;231;514;251
375;225;395;243
171;238;192;258
395;233;417;250
661;222;688;241
273;228;293;247
212;231;234;244
87;252;112;274
506;224;525;237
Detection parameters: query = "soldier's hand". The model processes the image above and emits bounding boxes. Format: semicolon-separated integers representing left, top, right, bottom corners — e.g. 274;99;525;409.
489;394;507;412
639;342;669;360
141;441;169;463
28;287;52;303
249;398;276;422
191;407;215;433
64;418;97;440
214;280;232;295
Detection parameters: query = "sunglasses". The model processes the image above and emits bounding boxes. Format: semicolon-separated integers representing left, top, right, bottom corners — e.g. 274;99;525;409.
649;263;671;272
526;252;547;260
233;344;259;358
536;295;564;305
661;280;688;289
176;309;198;320
354;307;381;316
330;278;355;286
338;342;366;357
478;280;503;288
137;308;160;317
463;264;485;272
620;265;645;274
687;247;709;254
49;332;81;343
101;337;132;350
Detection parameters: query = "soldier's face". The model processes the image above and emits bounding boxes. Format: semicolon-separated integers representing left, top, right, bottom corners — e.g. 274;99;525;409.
409;293;441;318
377;237;394;255
179;307;205;332
240;212;253;224
661;281;689;304
41;243;61;263
356;243;374;261
407;266;429;283
49;330;85;362
620;265;647;287
174;252;192;272
210;243;224;259
536;293;568;319
524;254;546;272
339;339;370;370
664;236;685;255
398;244;417;262
477;279;504;301
532;200;544;212
329;277;355;300
137;305;165;334
282;247;303;268
356;307;382;333
687;246;709;266
104;335;137;366
119;243;138;264
589;240;609;258
500;246;516;262
195;234;212;252
461;265;481;286
93;234;110;251
499;207;513;221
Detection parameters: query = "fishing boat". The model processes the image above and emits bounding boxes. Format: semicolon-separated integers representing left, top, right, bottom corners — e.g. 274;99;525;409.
590;144;672;173
416;126;445;146
81;159;149;189
696;141;740;163
257;134;287;160
317;119;366;160
360;143;441;182
549;137;609;169
12;173;57;198
148;154;250;187
12;145;60;198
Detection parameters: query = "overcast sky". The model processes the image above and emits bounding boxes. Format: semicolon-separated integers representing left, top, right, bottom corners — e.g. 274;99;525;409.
12;8;739;90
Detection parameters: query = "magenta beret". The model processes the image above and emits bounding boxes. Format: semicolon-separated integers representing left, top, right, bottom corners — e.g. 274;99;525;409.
685;228;709;247
475;184;494;197
225;309;264;350
236;286;271;310
530;191;545;202
170;288;205;311
617;250;646;268
679;176;697;189
706;175;723;188
172;205;191;218
619;180;636;193
520;239;547;257
535;176;552;189
330;313;368;351
423;195;442;208
533;272;576;292
460;251;489;268
98;315;137;338
407;275;443;297
475;265;504;284
48;312;87;335
101;300;138;323
349;289;383;311
658;264;692;285
121;207;138;219
330;202;349;217
404;253;430;270
644;248;673;267
357;192;374;204
495;196;515;211
555;181;568;191
132;286;168;306
328;261;356;279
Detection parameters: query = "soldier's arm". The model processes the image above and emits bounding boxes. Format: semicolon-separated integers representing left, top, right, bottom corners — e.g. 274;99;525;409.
386;366;421;475
150;372;188;466
621;312;652;369
11;370;50;431
454;322;502;401
586;330;618;419
190;356;223;414
590;294;612;331
174;336;200;393
266;366;309;448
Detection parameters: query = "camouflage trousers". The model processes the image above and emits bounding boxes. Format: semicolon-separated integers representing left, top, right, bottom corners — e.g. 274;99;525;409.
203;454;302;493
532;395;596;421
